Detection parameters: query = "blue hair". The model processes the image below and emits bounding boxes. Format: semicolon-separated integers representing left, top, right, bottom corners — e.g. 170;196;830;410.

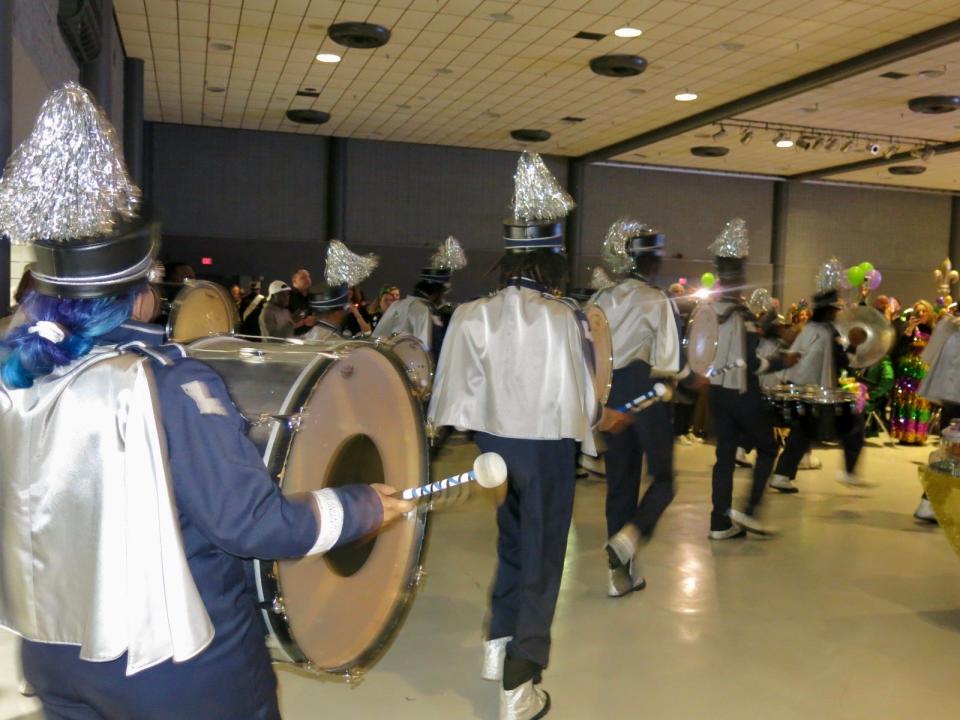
1;289;137;389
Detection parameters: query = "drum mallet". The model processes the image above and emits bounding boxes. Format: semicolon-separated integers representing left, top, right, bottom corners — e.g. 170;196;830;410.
615;382;672;414
401;452;508;501
705;358;746;378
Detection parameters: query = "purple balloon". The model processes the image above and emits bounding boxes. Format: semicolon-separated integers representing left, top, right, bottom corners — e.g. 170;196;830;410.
866;269;882;290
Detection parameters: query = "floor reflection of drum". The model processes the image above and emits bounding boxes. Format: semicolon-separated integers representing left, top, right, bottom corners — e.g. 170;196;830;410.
166;280;239;343
187;337;429;677
379;334;434;401
583;303;613;411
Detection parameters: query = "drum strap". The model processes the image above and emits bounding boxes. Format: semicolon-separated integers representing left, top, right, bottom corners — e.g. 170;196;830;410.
242;295;264;322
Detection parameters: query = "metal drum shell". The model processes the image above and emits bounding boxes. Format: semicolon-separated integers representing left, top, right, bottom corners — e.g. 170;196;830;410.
686;301;719;377
796;388;859;442
186;336;429;678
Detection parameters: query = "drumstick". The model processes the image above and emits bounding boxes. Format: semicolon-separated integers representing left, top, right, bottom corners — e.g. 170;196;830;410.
401;452;507;501
706;358;746;377
615;383;671;413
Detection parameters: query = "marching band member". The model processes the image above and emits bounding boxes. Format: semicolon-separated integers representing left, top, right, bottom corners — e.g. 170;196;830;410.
305;240;378;343
590;219;681;595
770;260;866;493
428;152;605;720
706;220;791;538
0;83;411;720
373;235;466;357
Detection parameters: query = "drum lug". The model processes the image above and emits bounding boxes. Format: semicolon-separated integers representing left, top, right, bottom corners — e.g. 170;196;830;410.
271;595;286;616
414;565;427;587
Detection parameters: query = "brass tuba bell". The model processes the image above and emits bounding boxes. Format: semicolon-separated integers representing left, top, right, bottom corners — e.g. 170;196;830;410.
834;305;895;368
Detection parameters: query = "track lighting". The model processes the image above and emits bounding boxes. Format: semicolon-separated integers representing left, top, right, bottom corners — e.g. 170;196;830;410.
740;128;753;145
773;132;793;148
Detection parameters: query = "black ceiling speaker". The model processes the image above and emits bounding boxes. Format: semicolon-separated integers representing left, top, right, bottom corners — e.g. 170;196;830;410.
510;129;551;142
690;146;729;157
589;55;647;77
57;0;102;64
888;165;926;175
907;95;960;114
328;22;391;49
286;109;331;125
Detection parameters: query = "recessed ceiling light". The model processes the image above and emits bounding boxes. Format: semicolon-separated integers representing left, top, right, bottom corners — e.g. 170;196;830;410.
720;42;745;51
209;41;233;51
918;68;945;79
614;27;643;38
485;111;501;118
511;128;551;142
690;146;729;157
433;67;453;75
908;95;960;114
487;13;513;22
206;85;226;93
316;52;341;63
396;103;412;109
627;88;647;95
773;132;793;148
675;91;698;102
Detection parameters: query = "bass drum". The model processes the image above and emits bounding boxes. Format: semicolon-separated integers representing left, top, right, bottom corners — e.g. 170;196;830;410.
378;334;434;401
167;280;239;343
583;303;614;409
187;337;429;677
686;301;719;376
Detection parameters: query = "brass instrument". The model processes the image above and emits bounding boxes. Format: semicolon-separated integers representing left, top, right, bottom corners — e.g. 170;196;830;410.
834;305;895;368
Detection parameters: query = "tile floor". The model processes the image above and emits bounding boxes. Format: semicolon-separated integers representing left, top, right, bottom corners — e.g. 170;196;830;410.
2;438;958;719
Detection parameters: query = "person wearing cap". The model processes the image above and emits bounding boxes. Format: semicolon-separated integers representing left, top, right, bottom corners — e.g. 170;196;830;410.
589;218;683;596
304;240;378;343
770;265;867;493
259;280;295;338
428;152;605;720
0;82;412;720
706;225;796;539
373;236;466;359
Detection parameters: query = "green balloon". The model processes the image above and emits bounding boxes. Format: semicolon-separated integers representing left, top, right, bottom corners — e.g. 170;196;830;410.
701;272;717;289
848;266;866;287
859;261;874;274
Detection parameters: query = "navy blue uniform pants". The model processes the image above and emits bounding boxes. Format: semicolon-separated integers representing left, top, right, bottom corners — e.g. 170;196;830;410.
710;386;779;531
476;433;577;671
21;618;280;720
603;363;675;540
775;412;865;479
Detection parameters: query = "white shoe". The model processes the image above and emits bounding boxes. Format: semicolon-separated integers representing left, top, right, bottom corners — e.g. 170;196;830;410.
770;474;799;493
836;471;874;488
606;525;645;597
735;447;753;468
798;453;822;470
675;434;693;446
709;524;746;540
728;508;777;537
482;636;512;681
914;497;937;523
687;432;704;444
501;679;550;720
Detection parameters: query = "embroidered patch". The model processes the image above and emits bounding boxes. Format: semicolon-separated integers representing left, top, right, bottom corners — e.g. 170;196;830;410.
180;381;228;416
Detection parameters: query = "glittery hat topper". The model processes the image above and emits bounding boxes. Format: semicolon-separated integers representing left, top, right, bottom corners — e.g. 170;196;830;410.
816;257;845;293
602;217;663;274
325;239;378;288
590;266;615;291
747;287;773;316
0;81;140;245
708;218;749;259
430;235;467;271
510;151;575;223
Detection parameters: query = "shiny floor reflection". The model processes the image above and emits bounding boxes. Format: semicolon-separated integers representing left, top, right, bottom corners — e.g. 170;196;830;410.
1;439;958;719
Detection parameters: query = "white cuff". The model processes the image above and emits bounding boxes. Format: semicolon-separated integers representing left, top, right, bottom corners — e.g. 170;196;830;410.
757;357;770;375
307;489;344;556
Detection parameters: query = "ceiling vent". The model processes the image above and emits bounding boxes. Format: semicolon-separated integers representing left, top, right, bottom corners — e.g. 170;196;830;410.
561;116;585;123
286;109;331;125
57;0;102;64
296;89;320;98
574;31;606;41
690;146;729;157
908;95;960;114
888;165;926;175
328;22;391;49
589;55;647;77
510;129;551;142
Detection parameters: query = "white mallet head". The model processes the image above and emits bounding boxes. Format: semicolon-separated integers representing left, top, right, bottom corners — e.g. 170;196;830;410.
473;452;508;489
734;358;746;368
653;382;667;397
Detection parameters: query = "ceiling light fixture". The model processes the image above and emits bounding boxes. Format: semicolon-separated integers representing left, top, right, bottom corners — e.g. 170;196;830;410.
840;139;854;153
884;144;899;159
811;136;824;151
316;52;341;63
209;41;233;51
824;137;838;151
614;27;643;38
773;132;793;148
675;91;698;102
795;136;812;150
867;141;881;155
712;125;727;142
923;145;936;162
740;128;753;145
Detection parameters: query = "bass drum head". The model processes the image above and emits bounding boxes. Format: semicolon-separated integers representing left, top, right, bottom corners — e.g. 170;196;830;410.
167;280;239;343
275;345;429;675
380;334;434;401
583;303;613;408
686;302;719;377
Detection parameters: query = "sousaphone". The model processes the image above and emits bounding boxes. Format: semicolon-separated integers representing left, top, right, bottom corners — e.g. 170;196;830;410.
834;305;895;368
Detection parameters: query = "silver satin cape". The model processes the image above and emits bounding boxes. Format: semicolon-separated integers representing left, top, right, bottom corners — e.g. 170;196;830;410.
427;286;597;452
784;322;837;388
0;348;214;675
372;297;437;349
709;301;750;392
589;279;681;373
920;316;960;404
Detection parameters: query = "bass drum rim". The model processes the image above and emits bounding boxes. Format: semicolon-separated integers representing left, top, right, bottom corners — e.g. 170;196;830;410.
378;333;435;402
166;280;239;343
583;303;613;410
686;301;719;377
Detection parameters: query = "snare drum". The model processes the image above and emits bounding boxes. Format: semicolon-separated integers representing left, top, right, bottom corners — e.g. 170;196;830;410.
797;387;859;441
167;280;239;343
187;337;429;677
764;384;805;428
